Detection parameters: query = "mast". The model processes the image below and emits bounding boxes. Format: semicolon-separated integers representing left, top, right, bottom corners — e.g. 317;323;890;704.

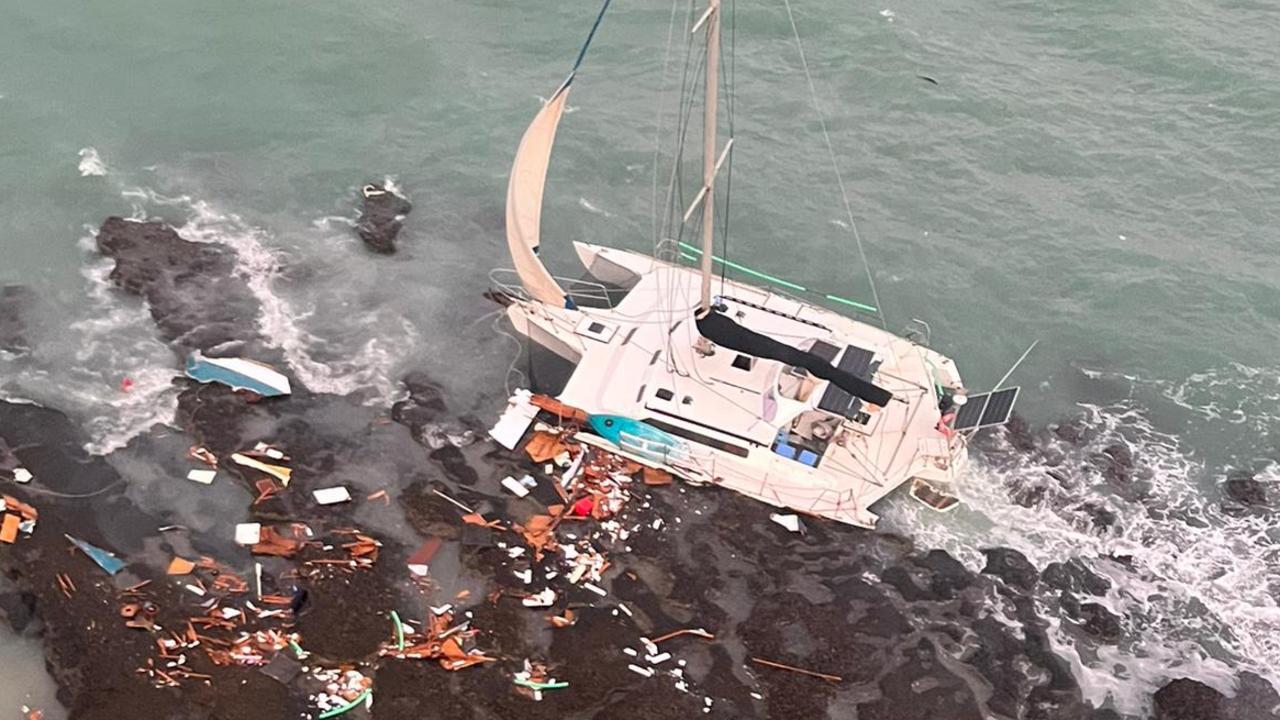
697;0;721;315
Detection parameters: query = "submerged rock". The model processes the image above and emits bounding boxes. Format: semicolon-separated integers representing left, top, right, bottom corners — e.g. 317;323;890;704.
1077;501;1119;532
1153;673;1280;720
1041;558;1111;597
391;371;450;443
95;217;262;353
356;183;412;254
1223;470;1269;508
0;284;34;354
1074;602;1122;643
981;547;1039;591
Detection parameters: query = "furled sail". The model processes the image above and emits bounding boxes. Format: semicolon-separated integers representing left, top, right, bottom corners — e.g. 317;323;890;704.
505;81;573;307
696;310;893;407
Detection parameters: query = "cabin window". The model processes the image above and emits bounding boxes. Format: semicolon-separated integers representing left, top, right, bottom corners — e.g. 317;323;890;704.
731;354;754;371
655;388;674;401
588;321;605;334
645;418;750;458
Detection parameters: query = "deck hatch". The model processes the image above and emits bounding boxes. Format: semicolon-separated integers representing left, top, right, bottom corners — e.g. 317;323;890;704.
574;316;618;343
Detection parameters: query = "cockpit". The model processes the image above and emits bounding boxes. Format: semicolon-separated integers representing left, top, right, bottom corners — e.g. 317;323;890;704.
771;339;882;468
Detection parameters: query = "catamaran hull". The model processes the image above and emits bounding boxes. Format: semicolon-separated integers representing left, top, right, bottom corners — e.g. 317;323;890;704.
504;304;584;364
497;245;971;529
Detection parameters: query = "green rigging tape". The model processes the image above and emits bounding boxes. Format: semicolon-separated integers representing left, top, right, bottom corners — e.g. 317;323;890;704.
317;689;372;719
390;610;406;652
677;243;878;314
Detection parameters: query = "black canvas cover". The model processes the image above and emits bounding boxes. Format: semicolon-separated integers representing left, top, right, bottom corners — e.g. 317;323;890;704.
696;311;893;407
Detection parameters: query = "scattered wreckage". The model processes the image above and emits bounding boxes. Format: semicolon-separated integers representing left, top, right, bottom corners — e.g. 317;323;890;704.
1;367;850;719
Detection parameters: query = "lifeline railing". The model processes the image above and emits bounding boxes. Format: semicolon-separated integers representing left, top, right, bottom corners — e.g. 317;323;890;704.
488;268;615;309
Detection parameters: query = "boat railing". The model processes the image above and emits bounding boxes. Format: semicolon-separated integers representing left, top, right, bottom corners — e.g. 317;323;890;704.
616;429;692;465
488;268;615;309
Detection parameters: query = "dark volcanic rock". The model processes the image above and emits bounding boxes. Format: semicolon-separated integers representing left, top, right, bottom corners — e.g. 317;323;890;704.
0;284;34;354
1154;673;1280;720
95;216;262;353
1051;415;1091;445
357;183;412;254
1078;501;1119;532
1041;558;1111;597
1002;413;1039;453
1074;602;1122;642
1224;470;1269;507
1093;441;1152;501
5;219;1109;720
0;400;315;720
1155;679;1227;720
981;547;1039;591
0;588;37;633
913;548;975;598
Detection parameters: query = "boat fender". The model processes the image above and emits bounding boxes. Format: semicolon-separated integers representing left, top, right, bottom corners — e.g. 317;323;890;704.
936;412;957;440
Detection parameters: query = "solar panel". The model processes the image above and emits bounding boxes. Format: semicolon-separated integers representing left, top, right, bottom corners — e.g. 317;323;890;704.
952;387;1020;430
817;345;878;418
837;345;876;377
809;340;840;363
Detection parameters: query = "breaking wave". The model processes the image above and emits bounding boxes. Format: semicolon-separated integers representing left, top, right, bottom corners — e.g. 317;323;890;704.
578;197;614;217
885;366;1280;716
122;187;407;401
74;231;182;454
5;229;183;455
77;147;108;177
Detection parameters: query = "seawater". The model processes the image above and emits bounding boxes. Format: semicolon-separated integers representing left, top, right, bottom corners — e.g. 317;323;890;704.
1;0;1277;715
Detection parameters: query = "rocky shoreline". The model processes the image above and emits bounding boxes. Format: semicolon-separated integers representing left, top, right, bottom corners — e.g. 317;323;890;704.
1;217;1276;719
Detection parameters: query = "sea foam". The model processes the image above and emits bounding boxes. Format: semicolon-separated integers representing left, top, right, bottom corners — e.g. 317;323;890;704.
77;147;108;177
885;374;1280;716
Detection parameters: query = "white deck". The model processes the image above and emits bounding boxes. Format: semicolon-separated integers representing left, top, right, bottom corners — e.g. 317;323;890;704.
504;243;968;527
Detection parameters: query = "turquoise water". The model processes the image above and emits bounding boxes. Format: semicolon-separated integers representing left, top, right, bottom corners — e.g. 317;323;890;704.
2;0;1278;715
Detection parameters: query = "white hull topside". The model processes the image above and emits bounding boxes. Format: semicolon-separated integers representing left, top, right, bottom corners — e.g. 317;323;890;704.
504;242;969;528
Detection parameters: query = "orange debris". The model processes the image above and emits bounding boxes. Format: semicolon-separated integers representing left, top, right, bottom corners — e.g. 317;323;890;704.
643;466;674;486
529;394;590;425
524;431;568;464
0;513;18;544
518;514;558;560
251;526;306;558
2;495;37;521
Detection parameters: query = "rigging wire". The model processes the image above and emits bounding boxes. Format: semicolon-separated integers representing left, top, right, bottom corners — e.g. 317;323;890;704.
651;0;684;251
718;0;737;292
780;0;888;329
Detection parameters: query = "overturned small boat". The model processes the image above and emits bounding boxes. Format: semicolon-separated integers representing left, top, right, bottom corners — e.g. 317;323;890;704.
185;352;292;398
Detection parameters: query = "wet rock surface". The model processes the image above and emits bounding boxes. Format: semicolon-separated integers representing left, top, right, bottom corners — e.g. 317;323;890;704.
0;284;34;355
96;216;264;354
1223;470;1269;508
3;219;1276;720
356;184;412;254
981;546;1039;591
1153;673;1280;720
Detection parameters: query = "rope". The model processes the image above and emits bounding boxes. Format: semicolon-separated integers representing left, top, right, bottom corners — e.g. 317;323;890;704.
780;0;887;329
13;478;125;499
492;311;529;396
570;0;615;76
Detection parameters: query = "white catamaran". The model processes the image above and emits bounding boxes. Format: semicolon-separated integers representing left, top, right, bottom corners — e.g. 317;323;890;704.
490;0;1018;528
